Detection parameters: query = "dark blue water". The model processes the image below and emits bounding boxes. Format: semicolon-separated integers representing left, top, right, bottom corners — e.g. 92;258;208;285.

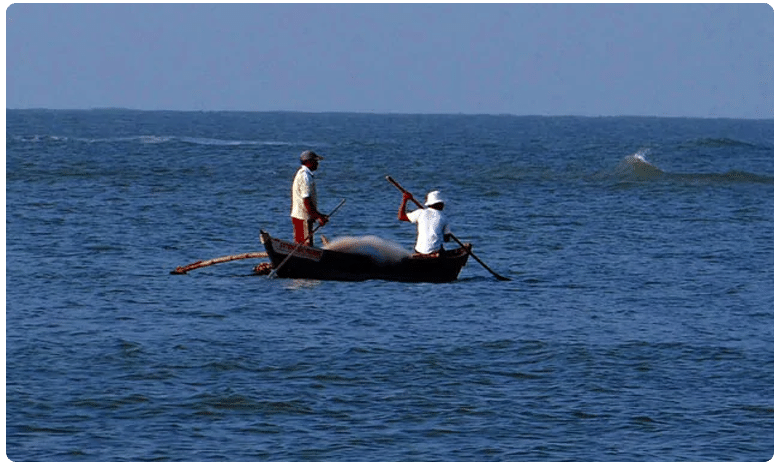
6;110;773;461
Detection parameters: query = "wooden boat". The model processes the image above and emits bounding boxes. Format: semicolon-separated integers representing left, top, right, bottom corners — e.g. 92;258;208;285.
260;231;470;283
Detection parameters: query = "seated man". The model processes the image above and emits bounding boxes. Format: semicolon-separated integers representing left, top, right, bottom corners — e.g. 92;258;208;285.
397;190;452;254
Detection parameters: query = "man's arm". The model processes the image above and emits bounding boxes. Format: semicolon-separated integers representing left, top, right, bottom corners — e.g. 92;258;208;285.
397;192;413;222
304;197;328;226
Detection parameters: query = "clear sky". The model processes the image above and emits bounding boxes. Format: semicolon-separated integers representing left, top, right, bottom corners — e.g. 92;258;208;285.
5;3;774;119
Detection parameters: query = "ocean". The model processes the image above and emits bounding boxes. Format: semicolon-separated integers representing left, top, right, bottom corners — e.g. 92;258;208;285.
5;110;773;461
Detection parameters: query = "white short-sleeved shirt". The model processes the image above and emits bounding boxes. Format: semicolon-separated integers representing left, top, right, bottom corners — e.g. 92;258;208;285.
407;208;451;254
290;165;317;220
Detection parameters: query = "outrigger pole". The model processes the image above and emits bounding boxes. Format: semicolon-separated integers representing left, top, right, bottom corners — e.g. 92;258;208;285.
170;252;268;275
171;199;345;276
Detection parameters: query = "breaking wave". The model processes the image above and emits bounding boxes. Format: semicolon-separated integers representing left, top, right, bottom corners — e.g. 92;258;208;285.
324;236;412;265
613;150;665;180
608;150;772;185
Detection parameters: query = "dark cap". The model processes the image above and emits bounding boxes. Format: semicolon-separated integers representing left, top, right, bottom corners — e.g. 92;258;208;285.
300;150;324;162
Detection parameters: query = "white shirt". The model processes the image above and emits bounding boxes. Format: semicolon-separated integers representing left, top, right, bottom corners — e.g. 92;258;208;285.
407;207;451;254
290;165;316;220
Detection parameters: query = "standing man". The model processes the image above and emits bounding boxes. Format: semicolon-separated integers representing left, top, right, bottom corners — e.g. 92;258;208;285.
291;150;328;246
397;190;452;254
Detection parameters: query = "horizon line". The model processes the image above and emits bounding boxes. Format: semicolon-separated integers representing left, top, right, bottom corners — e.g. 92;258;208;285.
5;107;772;121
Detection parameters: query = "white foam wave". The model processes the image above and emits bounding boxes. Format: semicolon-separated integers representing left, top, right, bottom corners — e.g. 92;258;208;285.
324;236;412;265
135;135;177;144
11;134;299;146
625;149;651;164
179;137;295;146
616;150;664;179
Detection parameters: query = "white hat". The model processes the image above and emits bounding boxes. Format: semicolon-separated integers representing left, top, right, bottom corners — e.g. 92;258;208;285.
425;190;445;206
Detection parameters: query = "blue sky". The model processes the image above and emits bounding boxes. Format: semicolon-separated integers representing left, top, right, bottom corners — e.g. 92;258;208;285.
5;3;774;118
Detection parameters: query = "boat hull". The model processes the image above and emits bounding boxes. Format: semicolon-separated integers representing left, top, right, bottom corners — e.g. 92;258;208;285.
261;231;469;283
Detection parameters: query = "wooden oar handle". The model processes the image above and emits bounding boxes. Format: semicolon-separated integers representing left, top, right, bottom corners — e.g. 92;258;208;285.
386;176;425;209
309;198;346;239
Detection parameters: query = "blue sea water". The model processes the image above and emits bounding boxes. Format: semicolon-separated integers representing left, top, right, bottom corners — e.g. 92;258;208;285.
5;110;774;461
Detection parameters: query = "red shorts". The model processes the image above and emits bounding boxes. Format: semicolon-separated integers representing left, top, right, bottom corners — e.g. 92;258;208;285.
291;217;314;245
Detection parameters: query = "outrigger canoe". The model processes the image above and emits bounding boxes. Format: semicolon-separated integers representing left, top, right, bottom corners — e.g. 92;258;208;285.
260;231;470;283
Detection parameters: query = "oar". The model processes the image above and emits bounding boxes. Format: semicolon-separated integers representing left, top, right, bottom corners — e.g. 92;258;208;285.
170;252;268;275
386;176;511;281
269;198;346;279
